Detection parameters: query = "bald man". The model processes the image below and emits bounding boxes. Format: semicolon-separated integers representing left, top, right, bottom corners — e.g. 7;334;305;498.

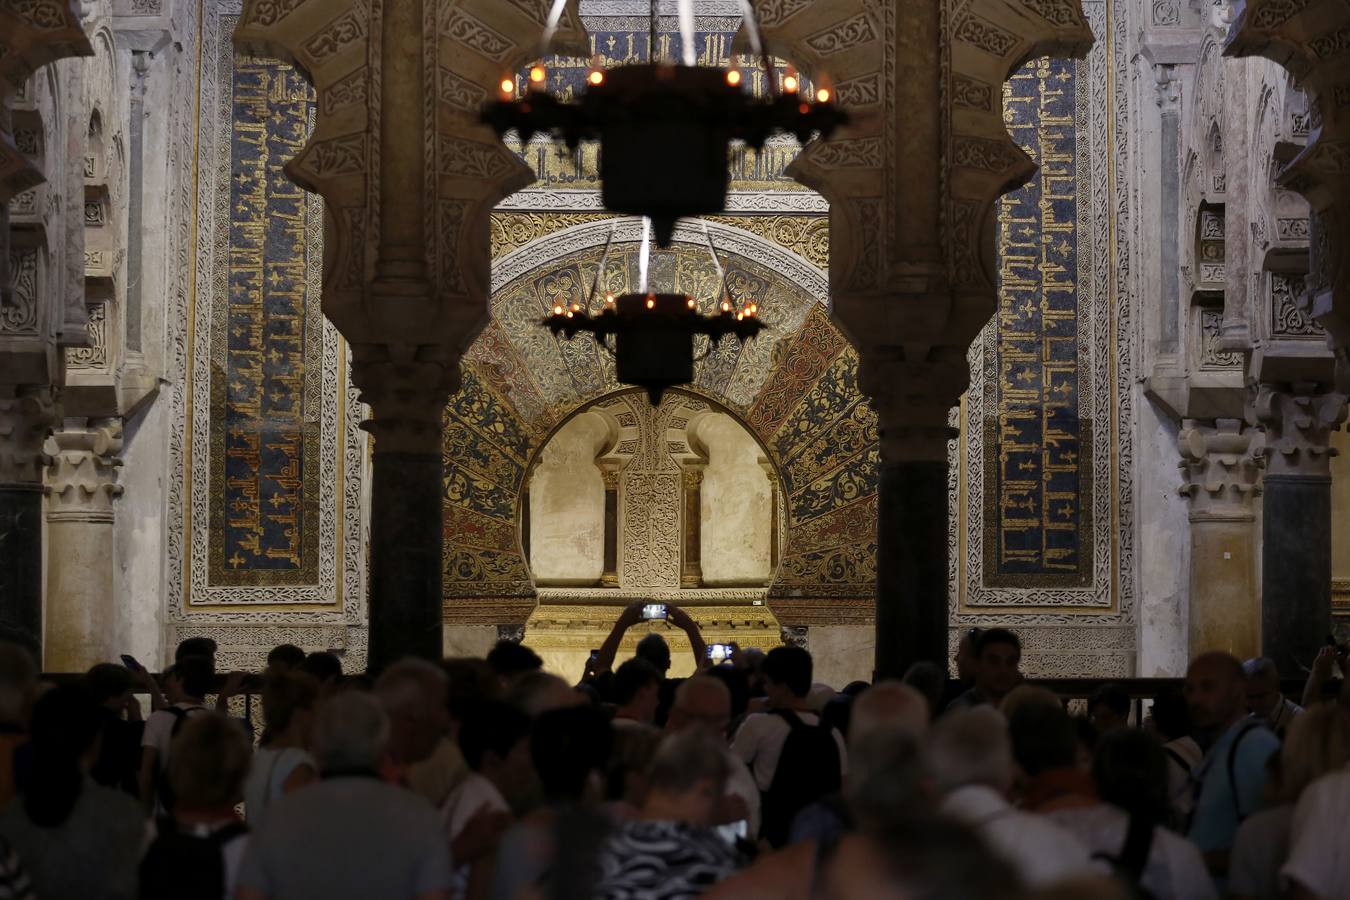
667;676;760;839
1184;651;1280;884
849;681;930;743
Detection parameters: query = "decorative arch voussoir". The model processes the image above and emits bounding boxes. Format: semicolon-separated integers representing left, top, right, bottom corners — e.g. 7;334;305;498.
233;0;587;348
1228;0;1350;348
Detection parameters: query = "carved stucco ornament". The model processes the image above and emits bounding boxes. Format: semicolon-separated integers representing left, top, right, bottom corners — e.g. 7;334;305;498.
0;0;93;202
234;0;588;452
1226;0;1350;358
743;0;1093;460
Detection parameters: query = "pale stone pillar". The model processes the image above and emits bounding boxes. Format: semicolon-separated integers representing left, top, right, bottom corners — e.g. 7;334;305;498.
1178;419;1262;658
0;389;56;659
1250;385;1347;674
44;419;123;671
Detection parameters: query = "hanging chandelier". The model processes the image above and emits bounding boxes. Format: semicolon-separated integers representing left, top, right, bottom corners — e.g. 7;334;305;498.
545;220;765;407
485;0;846;405
481;0;847;246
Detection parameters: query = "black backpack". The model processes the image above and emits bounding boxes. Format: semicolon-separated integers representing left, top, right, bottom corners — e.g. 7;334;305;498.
1091;812;1158;900
760;709;842;848
139;819;248;900
152;705;205;813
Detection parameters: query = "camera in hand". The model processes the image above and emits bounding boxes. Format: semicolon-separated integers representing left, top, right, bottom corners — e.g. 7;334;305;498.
640;603;668;621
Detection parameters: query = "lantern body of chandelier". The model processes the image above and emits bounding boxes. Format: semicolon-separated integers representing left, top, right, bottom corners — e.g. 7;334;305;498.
545;292;764;406
482;63;848;245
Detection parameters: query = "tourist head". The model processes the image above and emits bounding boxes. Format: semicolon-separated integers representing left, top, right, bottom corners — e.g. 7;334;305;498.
955;627;985;682
531;705;614;806
374;658;450;766
612;657;662;723
266;643;307;672
817;818;1021;900
926;706;1015;795
849;682;929;749
0;642;37;725
168;713;252;811
972;628;1021;702
24;684;103;827
298;650;343;685
166;654;213;703
845;726;927;830
508;671;584;717
635;633;672;675
313;688;389;774
901;661;945;717
174;636;218;666
999;684;1062;719
82;662;134;713
486;639;543;686
644;728;729;826
1088;683;1131;733
1008;698;1078;777
1279;703;1350;802
605;723;661;810
442;656;502;727
1148;684;1191;742
762;645;813;705
1185;651;1247;731
1242;656;1283;720
262;670;320;743
1092;727;1169;823
457;700;536;809
666;675;731;737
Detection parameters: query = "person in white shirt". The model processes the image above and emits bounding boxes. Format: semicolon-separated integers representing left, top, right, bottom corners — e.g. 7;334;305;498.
1282;765;1350;900
665;675;760;839
1230;703;1350;900
245;671;319;828
1046;727;1216;900
442;701;532;900
927;706;1097;889
139;655;213;815
1244;657;1303;740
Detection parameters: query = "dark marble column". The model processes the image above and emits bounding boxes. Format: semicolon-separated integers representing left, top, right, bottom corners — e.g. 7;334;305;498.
368;451;444;670
601;470;619;587
1251;385;1347;676
875;455;950;681
0;486;43;658
1263;475;1333;674
0;390;54;661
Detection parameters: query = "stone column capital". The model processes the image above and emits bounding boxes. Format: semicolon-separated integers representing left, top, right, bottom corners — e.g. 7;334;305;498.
352;343;460;456
1247;383;1348;478
1178;418;1263;519
1152;64;1182;114
0;387;57;486
46;419;124;523
864;355;962;464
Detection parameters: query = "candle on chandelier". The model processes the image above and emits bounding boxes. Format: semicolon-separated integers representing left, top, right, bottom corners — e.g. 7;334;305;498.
499;77;515;99
529;64;547;87
646;295;656;309
687;297;696;309
552;304;564;316
725;67;743;87
605;292;616;306
783;67;799;94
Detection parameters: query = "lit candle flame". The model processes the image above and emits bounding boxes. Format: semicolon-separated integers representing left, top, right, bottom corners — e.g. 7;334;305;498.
529;64;547;86
783;68;799;94
726;68;742;87
499;77;515;98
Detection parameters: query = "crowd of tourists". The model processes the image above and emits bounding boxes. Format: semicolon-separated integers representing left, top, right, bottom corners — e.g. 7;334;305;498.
0;604;1345;899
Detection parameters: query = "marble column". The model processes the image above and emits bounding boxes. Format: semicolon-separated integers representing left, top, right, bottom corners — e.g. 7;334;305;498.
681;466;704;589
1251;385;1347;675
0;389;56;659
1178;419;1262;658
44;419;123;671
357;357;456;673
875;425;951;681
601;469;619;587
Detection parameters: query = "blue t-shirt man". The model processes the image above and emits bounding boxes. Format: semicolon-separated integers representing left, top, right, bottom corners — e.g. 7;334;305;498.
1187;718;1279;855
